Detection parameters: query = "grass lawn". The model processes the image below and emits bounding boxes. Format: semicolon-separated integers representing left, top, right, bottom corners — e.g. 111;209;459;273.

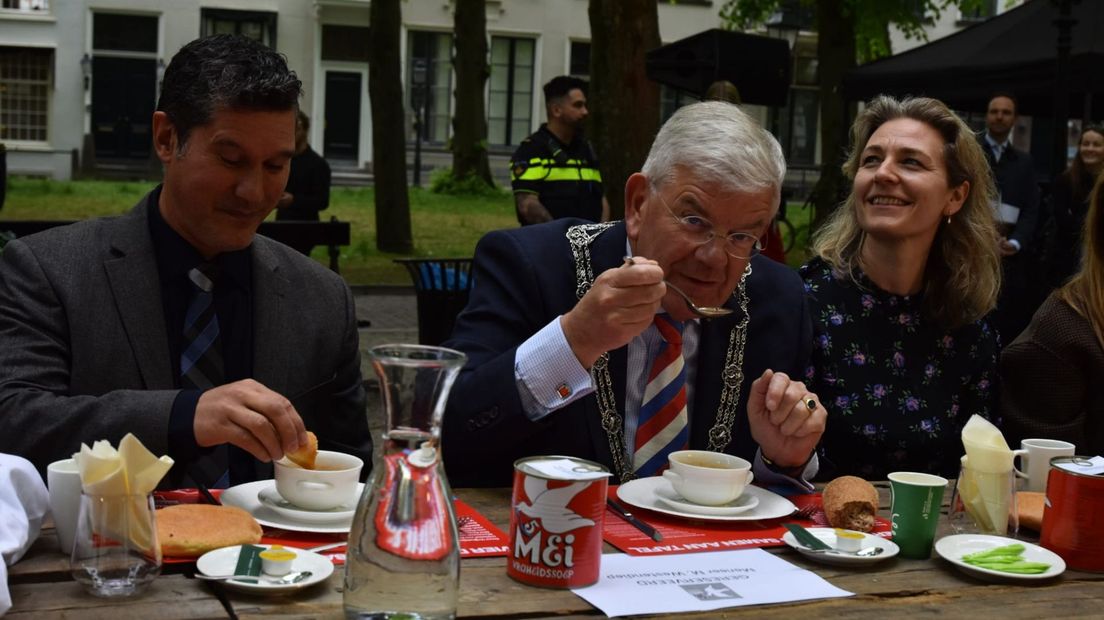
1;177;517;285
1;176;814;284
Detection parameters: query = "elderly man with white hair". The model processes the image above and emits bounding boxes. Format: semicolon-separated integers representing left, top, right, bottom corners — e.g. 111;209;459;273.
442;101;826;488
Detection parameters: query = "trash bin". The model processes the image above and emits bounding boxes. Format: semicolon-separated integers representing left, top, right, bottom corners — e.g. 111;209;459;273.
394;258;474;346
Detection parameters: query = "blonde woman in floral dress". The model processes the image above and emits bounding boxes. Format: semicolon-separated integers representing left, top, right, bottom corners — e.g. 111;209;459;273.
801;96;1002;479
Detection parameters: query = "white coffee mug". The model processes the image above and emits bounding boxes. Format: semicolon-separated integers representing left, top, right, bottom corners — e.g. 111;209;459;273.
274;450;363;510
661;450;753;506
1013;438;1075;493
47;458;82;555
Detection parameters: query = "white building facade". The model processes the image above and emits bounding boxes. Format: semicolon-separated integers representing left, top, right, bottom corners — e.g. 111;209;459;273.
0;0;1018;182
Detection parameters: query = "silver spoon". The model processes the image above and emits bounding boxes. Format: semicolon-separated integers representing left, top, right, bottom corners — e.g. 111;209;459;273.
196;570;313;584
663;280;733;318
621;257;732;319
803;546;885;558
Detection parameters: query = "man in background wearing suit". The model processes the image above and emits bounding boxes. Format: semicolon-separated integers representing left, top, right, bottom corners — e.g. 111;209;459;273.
979;93;1042;345
0;35;371;486
442;101;825;488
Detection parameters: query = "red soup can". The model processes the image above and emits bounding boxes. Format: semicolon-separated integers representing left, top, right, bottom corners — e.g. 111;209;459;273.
507;455;608;588
1040;456;1104;572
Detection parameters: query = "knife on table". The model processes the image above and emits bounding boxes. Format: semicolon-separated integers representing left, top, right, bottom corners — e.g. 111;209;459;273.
606;498;663;542
783;523;833;551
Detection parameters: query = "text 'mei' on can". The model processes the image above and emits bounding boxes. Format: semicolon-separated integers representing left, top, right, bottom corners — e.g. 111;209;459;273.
508;455;609;588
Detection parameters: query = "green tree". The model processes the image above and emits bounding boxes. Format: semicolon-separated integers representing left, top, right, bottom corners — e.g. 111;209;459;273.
450;0;494;187
588;0;661;220
369;0;413;252
721;0;982;229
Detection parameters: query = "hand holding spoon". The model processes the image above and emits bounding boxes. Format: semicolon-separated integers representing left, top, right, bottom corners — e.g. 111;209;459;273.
621;257;732;319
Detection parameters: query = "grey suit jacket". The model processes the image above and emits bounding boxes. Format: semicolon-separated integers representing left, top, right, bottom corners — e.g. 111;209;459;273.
0;192;371;482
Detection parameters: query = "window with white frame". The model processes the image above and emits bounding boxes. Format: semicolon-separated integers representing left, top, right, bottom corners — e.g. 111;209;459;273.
1;0;49;11
488;36;534;146
0;47;51;142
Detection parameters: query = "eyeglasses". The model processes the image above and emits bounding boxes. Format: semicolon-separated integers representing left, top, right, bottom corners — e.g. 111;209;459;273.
652;187;765;259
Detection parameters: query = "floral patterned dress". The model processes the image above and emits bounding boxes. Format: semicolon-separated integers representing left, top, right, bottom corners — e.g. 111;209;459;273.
800;258;1000;479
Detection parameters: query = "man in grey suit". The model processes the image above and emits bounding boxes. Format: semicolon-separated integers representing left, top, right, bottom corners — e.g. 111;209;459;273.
0;35;371;487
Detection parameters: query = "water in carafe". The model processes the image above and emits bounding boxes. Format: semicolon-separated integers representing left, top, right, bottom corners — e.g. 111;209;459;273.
344;344;466;620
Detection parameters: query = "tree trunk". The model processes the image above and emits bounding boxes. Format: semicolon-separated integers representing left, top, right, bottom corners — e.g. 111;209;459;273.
809;0;857;231
588;0;660;220
451;0;494;186
369;0;413;252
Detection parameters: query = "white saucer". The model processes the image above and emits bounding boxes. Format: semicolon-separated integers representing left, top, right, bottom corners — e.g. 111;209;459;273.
196;544;334;594
617;477;795;522
257;486;356;524
654;487;760;516
935;534;1065;582
782;527;899;567
221;480;363;534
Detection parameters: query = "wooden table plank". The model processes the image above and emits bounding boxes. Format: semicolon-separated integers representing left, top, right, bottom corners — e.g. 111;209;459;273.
10;485;1103;619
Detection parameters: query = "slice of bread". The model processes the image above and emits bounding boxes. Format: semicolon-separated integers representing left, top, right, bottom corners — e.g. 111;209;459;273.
822;475;879;532
286;431;318;470
156;504;263;558
1017;491;1044;531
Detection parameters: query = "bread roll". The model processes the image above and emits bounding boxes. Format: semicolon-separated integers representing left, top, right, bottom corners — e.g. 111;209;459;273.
156;504;263;557
286;431;319;470
822;476;879;532
1017;491;1044;531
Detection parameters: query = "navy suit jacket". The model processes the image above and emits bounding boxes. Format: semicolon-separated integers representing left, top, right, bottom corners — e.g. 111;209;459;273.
979;138;1040;250
442;219;812;487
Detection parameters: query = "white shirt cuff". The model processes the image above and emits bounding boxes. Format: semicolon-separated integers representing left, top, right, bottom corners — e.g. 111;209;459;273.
515;316;595;421
1008;238;1021;251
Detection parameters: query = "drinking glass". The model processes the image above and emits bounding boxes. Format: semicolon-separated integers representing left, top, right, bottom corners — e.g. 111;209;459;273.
948;456;1018;537
70;493;161;597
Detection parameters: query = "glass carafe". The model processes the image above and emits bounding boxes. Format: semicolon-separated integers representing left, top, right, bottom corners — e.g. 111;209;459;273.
344;344;466;620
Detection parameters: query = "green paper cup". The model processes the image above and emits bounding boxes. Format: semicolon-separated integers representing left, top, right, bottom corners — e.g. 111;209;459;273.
888;472;948;559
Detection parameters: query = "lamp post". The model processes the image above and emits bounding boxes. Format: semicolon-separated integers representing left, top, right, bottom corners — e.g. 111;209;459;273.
1051;0;1077;178
80;53;91;91
411;58;427;187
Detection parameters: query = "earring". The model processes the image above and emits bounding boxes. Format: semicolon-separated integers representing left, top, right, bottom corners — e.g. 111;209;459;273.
945;215;952;225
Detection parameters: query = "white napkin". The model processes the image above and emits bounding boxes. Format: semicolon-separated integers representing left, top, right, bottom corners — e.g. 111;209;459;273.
960;415;1014;533
73;434;174;556
0;453;49;616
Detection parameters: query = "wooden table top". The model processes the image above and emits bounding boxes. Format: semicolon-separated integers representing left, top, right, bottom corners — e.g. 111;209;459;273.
8;486;1102;619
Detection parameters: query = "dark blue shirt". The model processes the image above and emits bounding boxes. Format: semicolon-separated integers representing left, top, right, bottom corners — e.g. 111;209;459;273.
147;186;255;484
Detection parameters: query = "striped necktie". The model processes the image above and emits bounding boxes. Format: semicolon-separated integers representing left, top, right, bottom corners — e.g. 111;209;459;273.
182;265;223;390
633;314;689;477
182;263;228;487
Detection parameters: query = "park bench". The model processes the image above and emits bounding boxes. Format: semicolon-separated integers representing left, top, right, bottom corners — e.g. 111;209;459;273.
0;217;351;273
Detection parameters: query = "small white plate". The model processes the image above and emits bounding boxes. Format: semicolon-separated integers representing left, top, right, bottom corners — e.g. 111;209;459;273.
221;480;363;534
654;487;760;516
257;486;356;524
196;544;334;594
781;527;899;566
935;534;1066;582
617;477;796;522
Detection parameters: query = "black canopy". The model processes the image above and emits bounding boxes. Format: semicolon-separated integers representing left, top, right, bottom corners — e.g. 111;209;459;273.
646;29;792;107
843;0;1104;118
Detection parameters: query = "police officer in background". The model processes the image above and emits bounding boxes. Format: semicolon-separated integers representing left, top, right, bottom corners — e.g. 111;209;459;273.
510;76;609;226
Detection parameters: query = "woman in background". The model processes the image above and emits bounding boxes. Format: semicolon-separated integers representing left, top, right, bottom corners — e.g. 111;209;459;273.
1050;125;1104;286
802;96;1002;479
1001;175;1104;455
